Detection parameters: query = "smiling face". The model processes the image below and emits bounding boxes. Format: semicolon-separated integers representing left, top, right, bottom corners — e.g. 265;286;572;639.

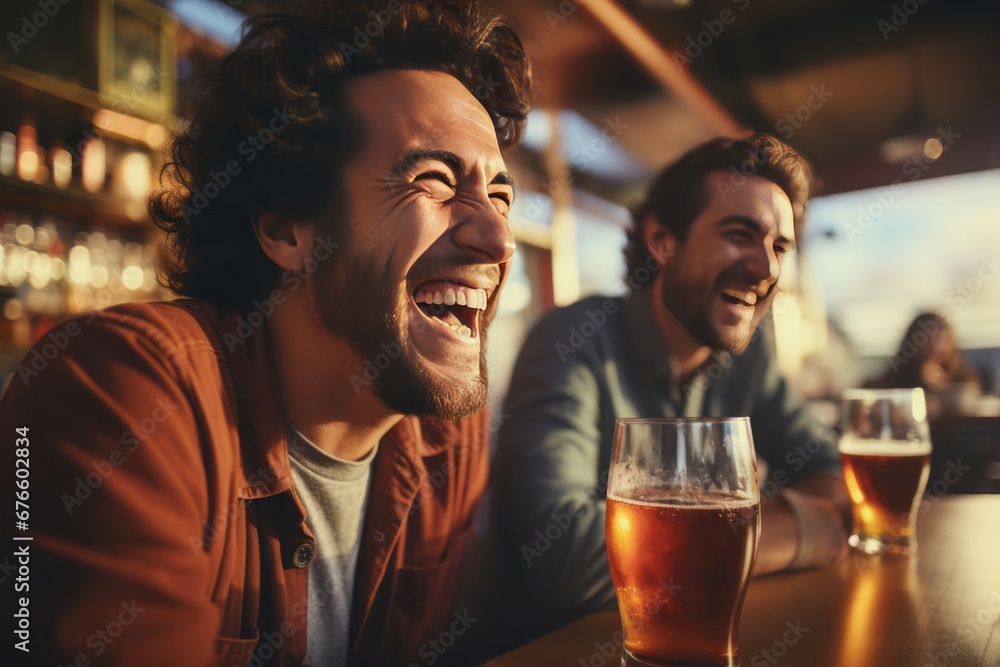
315;69;515;420
657;172;796;354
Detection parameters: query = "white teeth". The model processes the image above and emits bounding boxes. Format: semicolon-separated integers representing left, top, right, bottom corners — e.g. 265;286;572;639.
413;285;489;311
448;323;473;338
723;289;757;306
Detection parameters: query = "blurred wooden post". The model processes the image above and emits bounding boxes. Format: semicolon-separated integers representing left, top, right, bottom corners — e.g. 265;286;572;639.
543;108;581;306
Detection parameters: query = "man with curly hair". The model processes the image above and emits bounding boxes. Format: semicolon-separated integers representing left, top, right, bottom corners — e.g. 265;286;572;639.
0;2;530;665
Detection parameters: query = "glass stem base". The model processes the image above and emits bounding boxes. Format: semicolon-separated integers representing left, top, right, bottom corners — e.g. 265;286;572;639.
621;648;736;667
849;531;917;556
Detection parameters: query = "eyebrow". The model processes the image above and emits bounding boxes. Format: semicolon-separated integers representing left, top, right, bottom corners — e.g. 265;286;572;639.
718;215;797;250
394;149;514;189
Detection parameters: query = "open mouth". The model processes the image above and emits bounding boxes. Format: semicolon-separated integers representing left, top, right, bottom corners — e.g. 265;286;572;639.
721;289;758;308
413;280;490;340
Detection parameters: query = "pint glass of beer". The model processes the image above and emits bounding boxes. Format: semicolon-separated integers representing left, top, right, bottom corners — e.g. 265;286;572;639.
606;418;760;667
839;388;932;556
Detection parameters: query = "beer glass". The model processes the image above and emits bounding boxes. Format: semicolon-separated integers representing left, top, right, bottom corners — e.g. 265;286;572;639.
839;388;932;556
606;418;760;667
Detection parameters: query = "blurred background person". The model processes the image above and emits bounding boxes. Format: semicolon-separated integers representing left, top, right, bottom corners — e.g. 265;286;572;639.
867;312;982;418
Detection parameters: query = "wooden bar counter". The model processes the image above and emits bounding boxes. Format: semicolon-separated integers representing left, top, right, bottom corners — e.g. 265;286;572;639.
482;495;1000;667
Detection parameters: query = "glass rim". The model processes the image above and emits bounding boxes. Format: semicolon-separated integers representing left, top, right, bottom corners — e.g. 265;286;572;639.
842;387;926;400
615;417;750;425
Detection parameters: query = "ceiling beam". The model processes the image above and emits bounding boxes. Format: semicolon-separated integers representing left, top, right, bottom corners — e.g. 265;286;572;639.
581;0;744;136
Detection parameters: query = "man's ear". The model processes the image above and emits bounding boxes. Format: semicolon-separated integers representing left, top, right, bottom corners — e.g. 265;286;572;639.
643;214;677;266
251;211;316;271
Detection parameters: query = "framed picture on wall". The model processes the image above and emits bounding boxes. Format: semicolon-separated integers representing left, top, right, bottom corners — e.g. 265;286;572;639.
98;0;176;119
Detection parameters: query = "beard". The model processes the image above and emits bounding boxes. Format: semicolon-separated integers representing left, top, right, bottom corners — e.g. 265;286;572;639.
661;262;769;355
314;248;490;422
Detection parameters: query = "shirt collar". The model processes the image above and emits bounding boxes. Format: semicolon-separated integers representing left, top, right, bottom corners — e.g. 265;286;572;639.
623;287;676;385
621;287;732;408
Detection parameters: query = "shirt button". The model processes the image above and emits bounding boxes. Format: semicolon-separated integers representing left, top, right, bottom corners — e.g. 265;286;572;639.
291;543;314;568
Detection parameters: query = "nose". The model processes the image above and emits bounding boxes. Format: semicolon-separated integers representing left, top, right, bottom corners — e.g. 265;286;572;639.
452;197;516;264
746;242;781;286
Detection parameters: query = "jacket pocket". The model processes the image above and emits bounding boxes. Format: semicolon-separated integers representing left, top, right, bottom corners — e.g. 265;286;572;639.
213;630;259;667
386;523;478;663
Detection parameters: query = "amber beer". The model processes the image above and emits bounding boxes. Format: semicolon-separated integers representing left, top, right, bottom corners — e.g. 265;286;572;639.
606;490;759;666
840;438;931;547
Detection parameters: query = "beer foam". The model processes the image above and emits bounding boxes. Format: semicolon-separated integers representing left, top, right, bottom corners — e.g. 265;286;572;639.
838;437;932;457
607;489;758;510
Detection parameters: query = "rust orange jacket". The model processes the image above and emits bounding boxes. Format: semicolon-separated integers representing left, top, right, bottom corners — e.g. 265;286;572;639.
1;300;490;666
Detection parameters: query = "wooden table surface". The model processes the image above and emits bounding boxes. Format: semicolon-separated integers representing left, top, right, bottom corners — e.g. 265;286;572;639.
481;495;1000;666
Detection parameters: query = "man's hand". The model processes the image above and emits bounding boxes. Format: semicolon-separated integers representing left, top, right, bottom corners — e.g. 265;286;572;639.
754;474;850;576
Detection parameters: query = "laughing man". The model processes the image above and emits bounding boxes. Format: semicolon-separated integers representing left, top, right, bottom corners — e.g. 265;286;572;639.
0;3;530;665
493;134;851;639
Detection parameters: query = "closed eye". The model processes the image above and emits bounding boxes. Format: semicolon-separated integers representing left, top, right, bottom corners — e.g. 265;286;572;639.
489;191;512;216
490;191;511;205
414;171;456;189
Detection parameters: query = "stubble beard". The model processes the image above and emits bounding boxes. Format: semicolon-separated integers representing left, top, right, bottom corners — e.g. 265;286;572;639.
315;254;489;422
661;264;762;355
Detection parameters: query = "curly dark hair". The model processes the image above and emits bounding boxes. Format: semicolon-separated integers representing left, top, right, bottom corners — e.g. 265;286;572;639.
623;133;812;285
150;0;531;312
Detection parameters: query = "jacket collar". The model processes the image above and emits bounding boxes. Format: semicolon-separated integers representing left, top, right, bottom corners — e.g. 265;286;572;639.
208;304;463;499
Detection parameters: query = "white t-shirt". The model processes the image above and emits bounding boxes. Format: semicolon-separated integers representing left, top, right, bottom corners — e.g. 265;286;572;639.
286;422;377;667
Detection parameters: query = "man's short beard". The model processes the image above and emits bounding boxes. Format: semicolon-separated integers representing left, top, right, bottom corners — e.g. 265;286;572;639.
315;252;489;421
661;265;761;355
674;301;755;355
